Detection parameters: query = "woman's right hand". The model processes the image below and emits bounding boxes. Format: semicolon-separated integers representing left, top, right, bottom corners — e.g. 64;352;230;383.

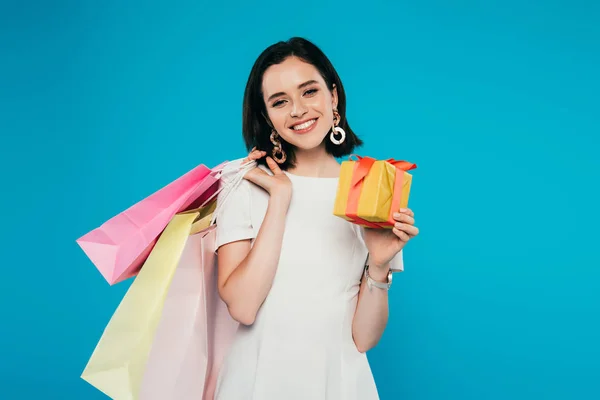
218;148;292;325
243;148;292;202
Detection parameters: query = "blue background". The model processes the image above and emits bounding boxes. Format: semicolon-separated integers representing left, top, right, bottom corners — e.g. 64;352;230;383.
1;0;599;399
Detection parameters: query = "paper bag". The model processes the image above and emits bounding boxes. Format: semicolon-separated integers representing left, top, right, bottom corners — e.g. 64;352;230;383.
81;158;257;399
80;206;214;399
76;162;224;285
138;220;239;399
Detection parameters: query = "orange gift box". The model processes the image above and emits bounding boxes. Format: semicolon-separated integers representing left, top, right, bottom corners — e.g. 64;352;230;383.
333;155;417;228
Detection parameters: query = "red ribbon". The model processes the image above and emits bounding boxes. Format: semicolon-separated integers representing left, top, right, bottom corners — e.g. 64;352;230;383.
345;155;417;228
385;158;417;172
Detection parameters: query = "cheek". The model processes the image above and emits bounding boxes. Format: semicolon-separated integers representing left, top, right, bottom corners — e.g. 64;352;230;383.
309;95;332;115
267;109;287;131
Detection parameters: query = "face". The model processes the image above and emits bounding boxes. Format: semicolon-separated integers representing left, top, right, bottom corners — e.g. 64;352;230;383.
261;56;338;151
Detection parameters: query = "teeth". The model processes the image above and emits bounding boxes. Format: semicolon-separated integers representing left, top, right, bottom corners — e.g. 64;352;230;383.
293;119;316;130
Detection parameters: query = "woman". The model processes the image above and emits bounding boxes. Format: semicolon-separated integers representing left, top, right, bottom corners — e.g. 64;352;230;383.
213;37;419;399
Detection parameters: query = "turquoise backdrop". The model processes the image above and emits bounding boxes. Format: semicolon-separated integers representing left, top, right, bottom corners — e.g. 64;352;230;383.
1;0;598;399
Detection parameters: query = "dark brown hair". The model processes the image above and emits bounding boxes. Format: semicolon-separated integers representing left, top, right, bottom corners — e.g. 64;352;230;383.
242;37;363;169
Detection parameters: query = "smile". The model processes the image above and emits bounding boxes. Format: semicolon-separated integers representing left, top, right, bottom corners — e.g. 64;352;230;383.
290;118;318;133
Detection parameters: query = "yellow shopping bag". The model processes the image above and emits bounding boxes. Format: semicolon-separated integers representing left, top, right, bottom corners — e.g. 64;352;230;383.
80;202;216;400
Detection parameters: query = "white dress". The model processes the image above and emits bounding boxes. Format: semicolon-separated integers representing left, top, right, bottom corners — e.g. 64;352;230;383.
213;162;403;400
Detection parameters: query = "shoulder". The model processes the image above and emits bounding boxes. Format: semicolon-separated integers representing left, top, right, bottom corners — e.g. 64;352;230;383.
213;171;254;250
213;160;270;250
216;159;268;201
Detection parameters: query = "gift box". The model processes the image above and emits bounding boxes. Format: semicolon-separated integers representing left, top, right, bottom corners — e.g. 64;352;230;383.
333;155;417;228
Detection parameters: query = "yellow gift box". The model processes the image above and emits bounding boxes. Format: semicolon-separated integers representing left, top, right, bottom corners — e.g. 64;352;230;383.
333;155;417;228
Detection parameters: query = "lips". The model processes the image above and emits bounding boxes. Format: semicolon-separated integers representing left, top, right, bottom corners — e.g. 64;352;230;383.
289;118;318;134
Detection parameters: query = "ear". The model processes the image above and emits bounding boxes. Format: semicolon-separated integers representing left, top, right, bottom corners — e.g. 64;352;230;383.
331;84;339;110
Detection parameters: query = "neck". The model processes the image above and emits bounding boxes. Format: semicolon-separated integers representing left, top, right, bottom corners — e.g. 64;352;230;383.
288;144;340;178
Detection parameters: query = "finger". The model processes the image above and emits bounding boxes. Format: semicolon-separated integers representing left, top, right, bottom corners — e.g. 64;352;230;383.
243;166;266;179
243;167;269;188
399;208;414;218
243;148;255;162
246;150;267;162
248;150;267;160
393;222;419;237
265;156;283;175
251;152;267;161
392;212;415;225
392;227;410;242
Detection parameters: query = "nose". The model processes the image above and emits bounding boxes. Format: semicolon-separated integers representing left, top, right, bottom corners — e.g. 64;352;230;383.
290;99;308;118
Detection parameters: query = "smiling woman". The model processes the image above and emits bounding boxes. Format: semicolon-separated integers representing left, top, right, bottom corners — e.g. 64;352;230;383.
213;37;419;400
242;38;363;172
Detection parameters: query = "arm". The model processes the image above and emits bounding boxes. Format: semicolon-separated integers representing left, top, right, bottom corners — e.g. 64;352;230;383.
351;261;391;353
217;195;290;325
352;209;419;352
216;153;292;326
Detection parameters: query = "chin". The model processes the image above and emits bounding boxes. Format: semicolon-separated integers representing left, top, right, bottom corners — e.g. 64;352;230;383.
285;130;329;151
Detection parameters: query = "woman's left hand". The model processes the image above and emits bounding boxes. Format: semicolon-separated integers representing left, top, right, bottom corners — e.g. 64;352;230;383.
363;208;419;268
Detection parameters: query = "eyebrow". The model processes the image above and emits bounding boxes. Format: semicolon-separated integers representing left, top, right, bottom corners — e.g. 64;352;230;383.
266;80;320;102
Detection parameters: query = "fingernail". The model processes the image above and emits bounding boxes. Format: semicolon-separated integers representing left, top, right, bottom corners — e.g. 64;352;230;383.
399;208;408;213
393;212;401;218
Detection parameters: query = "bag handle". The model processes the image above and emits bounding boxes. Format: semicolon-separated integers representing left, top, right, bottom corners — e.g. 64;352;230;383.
210;159;257;225
194;159;257;226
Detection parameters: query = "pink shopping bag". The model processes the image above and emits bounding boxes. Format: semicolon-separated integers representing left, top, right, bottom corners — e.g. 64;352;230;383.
138;159;257;399
138;223;239;400
81;158;256;399
76;162;226;285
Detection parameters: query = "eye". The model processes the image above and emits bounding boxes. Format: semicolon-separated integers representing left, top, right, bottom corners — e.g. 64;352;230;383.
304;88;319;96
272;99;286;108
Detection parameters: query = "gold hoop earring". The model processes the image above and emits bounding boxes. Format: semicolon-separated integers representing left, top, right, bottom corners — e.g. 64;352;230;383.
270;130;287;164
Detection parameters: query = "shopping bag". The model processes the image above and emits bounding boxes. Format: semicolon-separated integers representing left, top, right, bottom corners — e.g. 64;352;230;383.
76;162;226;285
138;223;238;400
81;158;256;399
139;158;257;399
80;207;215;400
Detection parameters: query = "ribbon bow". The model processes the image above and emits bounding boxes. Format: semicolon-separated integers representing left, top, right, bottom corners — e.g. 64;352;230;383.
345;154;417;229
